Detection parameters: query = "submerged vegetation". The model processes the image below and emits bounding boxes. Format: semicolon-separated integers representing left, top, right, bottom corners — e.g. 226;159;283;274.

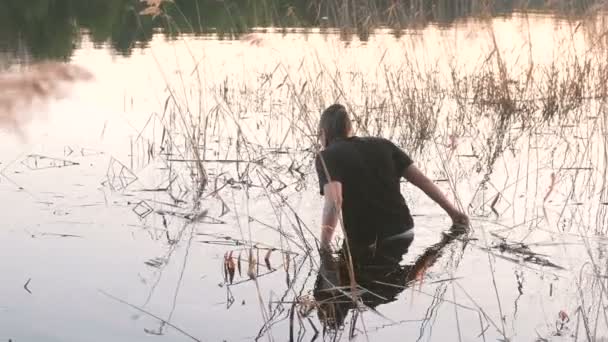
110;2;608;340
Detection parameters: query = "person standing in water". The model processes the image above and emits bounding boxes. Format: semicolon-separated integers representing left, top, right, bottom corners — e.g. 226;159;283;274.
315;104;469;262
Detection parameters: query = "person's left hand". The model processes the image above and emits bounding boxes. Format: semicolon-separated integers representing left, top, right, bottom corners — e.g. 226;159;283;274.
449;210;470;230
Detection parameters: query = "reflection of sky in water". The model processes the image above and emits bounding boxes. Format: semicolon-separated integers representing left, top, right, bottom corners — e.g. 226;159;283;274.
0;14;607;341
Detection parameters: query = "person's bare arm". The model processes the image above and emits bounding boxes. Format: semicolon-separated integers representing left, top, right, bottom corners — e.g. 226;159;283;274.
320;181;342;251
404;164;469;225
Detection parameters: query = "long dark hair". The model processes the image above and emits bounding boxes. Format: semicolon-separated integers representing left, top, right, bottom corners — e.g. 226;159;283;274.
319;104;352;146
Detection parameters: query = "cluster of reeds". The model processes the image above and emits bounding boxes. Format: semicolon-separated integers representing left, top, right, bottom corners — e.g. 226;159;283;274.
110;2;608;340
305;0;608;31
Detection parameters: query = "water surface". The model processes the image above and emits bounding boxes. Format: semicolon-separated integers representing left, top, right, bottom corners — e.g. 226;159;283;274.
1;4;608;342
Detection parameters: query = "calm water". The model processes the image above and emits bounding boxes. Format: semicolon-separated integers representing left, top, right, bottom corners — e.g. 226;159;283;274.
2;3;608;342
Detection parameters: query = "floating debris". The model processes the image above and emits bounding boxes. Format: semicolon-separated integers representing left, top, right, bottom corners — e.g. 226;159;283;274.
543;172;557;203
188;209;209;223
554;310;571;336
21;154;79;170
237;251;242;277
23;278;32;294
224;251;236;284
264;249;273;271
64;146;104;157
132;200;154;219
490;236;566;270
103;157;138;191
247;249;257;280
39;232;83;238
144;257;166;268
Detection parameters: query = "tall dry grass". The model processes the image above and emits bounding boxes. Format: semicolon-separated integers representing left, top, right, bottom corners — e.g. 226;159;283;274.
1;2;606;340
121;3;608;340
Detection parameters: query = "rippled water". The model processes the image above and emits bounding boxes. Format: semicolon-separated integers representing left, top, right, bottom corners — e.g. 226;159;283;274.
2;8;608;342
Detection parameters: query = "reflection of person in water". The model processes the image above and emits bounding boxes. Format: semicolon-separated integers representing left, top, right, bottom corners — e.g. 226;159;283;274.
313;227;464;330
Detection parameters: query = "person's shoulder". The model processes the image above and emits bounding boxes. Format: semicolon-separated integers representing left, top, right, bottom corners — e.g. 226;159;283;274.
315;146;338;165
315;149;329;162
323;136;393;152
324;138;352;152
314;150;330;173
356;136;388;142
358;136;396;147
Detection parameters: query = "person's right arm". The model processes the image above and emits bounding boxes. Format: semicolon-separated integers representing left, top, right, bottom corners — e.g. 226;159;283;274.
403;164;469;226
320;181;342;251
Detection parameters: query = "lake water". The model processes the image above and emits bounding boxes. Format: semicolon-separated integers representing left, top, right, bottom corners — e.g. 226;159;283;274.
2;2;608;341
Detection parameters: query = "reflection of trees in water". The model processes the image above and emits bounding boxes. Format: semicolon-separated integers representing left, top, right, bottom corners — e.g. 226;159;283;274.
0;62;93;139
0;0;153;61
0;0;603;62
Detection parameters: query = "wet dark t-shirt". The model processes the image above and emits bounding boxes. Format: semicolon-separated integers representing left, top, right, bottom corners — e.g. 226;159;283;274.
315;136;414;247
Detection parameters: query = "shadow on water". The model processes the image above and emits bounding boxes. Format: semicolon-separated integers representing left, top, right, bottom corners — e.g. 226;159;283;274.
313;227;468;340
